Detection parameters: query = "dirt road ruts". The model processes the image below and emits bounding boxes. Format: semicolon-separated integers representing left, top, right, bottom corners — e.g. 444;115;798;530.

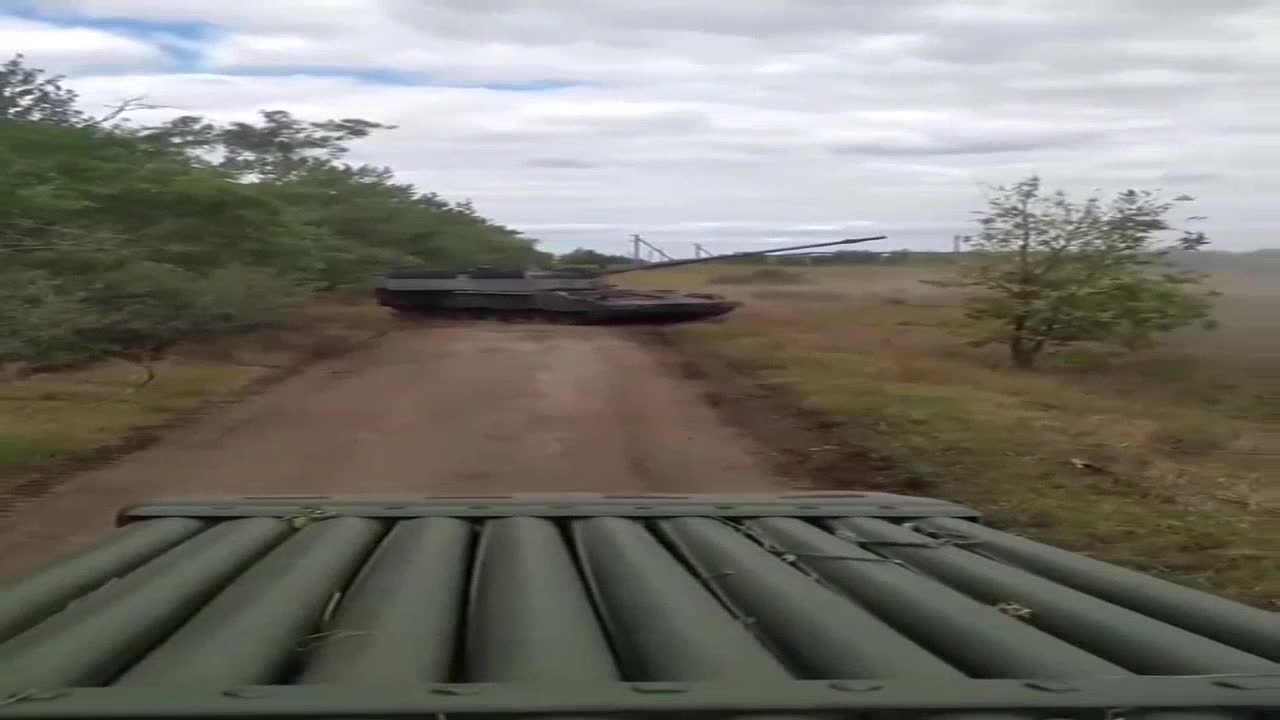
0;323;783;573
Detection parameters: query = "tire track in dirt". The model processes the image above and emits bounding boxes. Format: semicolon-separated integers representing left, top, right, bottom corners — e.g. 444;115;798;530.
0;322;786;574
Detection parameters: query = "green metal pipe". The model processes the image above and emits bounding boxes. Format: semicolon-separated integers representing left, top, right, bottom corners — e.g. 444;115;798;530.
918;517;1280;662
746;517;1128;678
747;519;1237;720
0;518;289;690
655;517;964;679
0;518;206;642
115;517;384;686
572;517;790;681
466;517;619;682
830;518;1277;675
299;518;473;684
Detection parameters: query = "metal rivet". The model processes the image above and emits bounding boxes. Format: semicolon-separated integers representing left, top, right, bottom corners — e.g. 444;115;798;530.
828;681;884;692
429;686;481;696
631;683;690;694
221;688;270;699
1024;681;1078;693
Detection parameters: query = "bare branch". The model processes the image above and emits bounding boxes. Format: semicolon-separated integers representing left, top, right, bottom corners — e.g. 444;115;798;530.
83;96;173;126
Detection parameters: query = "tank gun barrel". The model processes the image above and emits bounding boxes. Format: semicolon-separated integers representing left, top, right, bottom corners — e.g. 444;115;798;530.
605;235;886;274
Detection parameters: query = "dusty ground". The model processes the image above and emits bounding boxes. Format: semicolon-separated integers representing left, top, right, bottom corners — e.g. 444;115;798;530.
0;322;792;574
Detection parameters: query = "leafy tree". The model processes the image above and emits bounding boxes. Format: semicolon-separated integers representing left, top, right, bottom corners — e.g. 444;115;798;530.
0;271;95;370
0;53;84;125
557;247;634;268
1;53;157;128
0;53;554;376
941;176;1215;368
141;110;394;181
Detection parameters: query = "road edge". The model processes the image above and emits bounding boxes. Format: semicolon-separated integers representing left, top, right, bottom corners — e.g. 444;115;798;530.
640;327;936;495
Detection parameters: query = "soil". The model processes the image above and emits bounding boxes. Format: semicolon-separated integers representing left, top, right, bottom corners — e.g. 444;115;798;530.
0;321;889;575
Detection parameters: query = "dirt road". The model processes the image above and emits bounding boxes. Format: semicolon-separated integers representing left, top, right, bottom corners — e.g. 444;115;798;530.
0;323;786;572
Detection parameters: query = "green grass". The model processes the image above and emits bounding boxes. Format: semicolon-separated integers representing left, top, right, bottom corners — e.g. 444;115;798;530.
0;302;396;483
0;362;269;481
650;263;1280;607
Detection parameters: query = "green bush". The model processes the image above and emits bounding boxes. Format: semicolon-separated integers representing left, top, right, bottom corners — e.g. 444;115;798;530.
0;54;552;375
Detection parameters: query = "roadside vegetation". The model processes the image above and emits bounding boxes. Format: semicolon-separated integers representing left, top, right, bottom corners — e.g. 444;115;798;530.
0;53;545;479
633;184;1279;607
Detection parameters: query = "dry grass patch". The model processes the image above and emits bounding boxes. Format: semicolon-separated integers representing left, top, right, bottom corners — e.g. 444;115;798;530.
0;301;397;482
662;265;1280;607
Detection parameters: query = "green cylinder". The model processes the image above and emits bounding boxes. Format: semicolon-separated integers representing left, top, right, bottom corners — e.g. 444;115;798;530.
0;518;289;690
572;517;790;680
115;517;384;686
466;517;619;682
830;518;1277;675
747;517;1128;678
0;518;206;642
655;517;963;679
919;517;1280;662
299;518;473;684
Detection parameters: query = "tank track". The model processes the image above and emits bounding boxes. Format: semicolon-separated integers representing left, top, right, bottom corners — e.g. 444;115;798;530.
389;307;589;324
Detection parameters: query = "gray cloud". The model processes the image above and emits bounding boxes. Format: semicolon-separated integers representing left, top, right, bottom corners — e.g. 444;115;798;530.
523;157;597;169
13;0;1280;251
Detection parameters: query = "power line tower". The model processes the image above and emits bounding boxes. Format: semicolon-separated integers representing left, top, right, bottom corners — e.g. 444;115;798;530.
631;234;673;262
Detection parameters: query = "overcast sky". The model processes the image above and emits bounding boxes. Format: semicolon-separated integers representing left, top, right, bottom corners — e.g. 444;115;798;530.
6;1;1278;255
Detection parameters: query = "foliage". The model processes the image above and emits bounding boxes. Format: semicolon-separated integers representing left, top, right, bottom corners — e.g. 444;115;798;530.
0;54;83;125
938;176;1216;368
0;53;549;376
556;247;634;268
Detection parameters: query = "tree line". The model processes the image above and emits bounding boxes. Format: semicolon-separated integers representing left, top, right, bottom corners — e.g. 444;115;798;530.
1;54;550;378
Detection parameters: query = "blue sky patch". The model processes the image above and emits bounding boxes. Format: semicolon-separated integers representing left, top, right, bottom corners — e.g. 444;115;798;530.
8;7;219;40
225;65;430;86
217;66;584;91
3;7;586;90
7;6;216;68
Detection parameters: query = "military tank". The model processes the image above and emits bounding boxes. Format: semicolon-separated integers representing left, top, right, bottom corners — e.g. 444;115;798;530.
374;235;885;324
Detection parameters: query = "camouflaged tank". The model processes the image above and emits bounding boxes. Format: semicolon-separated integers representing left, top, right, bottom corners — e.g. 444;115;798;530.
374;236;884;324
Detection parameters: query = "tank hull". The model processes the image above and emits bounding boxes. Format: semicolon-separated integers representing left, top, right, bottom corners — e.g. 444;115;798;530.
375;288;739;325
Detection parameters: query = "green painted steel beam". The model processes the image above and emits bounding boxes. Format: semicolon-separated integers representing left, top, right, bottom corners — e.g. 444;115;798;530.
1;677;1275;717
118;493;980;521
0;518;206;643
830;518;1278;675
572;516;791;681
466;517;619;682
299;518;473;684
919;517;1280;662
115;517;384;686
0;518;290;690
